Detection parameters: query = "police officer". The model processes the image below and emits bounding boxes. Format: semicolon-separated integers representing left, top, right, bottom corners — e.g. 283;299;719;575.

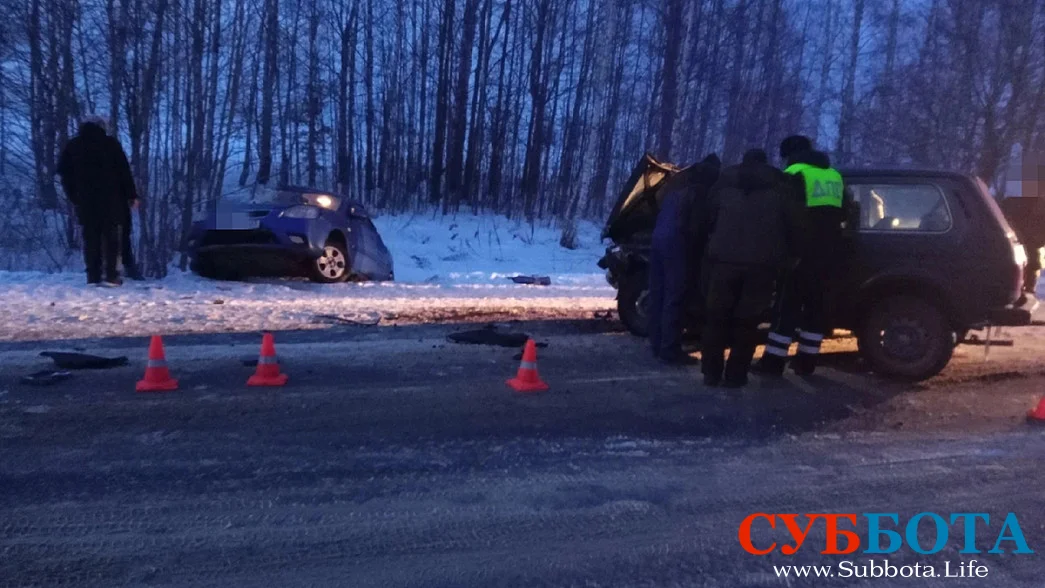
756;135;848;376
701;149;800;387
648;154;721;364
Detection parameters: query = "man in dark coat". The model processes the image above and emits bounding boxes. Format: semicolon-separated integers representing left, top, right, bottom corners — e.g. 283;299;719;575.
648;154;721;363
57;115;138;286
701;149;801;387
755;135;850;376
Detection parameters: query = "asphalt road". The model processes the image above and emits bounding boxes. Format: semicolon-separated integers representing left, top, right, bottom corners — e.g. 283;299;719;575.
2;322;1044;587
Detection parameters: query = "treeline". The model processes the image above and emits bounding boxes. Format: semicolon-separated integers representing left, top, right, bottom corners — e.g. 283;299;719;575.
4;0;1045;273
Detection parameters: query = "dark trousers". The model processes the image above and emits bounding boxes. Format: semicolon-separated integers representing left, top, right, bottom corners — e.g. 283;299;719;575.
702;263;775;382
648;247;688;357
82;220;120;283
764;261;832;362
122;208;137;275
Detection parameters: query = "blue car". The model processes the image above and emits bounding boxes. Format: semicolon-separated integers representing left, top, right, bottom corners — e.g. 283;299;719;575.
188;186;394;283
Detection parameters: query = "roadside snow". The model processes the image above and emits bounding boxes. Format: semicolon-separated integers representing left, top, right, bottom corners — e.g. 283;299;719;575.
0;214;616;341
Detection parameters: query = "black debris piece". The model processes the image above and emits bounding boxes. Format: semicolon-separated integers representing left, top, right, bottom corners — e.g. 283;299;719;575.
508;275;552;286
447;325;549;348
39;352;129;370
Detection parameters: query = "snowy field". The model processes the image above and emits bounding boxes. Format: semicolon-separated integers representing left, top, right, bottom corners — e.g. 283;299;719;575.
0;215;616;341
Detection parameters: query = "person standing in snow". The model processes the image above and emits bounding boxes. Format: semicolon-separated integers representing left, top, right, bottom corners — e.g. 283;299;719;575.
57;115;139;287
754;135;850;376
647;153;721;364
700;149;801;387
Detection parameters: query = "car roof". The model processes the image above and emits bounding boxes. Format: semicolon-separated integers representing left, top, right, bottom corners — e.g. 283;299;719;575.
839;168;974;182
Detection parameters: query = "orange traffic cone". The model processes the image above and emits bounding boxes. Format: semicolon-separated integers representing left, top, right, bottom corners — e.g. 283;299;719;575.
247;332;289;387
507;339;549;393
1028;397;1045;424
136;335;178;392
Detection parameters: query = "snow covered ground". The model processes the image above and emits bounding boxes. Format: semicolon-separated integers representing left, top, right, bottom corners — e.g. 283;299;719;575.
0;214;616;341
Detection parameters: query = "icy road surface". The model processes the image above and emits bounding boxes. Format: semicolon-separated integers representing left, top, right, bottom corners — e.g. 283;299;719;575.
0;215;616;341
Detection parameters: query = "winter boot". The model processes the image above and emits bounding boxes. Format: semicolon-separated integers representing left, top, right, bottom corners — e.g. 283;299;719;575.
752;354;786;377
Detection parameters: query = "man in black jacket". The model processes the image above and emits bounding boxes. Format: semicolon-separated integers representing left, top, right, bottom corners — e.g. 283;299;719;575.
701;149;801;387
57;115;139;286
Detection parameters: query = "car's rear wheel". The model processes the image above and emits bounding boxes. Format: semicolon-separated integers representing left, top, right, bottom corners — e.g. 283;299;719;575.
310;239;350;283
618;270;650;337
857;295;954;381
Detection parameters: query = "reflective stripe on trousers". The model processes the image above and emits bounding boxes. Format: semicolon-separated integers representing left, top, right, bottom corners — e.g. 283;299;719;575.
764;332;792;357
796;331;823;356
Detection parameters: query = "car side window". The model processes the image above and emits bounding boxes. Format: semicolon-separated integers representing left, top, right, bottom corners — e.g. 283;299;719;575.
851;183;953;232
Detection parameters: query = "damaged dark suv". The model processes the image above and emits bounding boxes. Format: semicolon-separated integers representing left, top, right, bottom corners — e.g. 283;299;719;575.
599;155;1031;381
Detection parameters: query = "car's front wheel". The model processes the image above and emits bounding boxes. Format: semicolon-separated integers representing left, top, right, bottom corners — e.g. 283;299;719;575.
857;295;954;381
310;239;350;283
617;270;650;337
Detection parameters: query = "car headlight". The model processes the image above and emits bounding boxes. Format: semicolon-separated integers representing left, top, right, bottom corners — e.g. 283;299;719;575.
282;205;321;219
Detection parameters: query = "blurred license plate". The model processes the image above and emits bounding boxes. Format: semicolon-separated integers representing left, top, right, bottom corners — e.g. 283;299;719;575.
217;213;260;230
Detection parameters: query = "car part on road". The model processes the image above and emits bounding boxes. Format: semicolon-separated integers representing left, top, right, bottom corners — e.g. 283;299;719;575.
310;239;350;283
857;296;954;381
508;275;552;286
39;351;128;370
20;370;73;386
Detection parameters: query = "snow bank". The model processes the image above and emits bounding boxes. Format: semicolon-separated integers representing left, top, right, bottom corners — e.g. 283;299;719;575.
375;213;606;285
0;214;617;341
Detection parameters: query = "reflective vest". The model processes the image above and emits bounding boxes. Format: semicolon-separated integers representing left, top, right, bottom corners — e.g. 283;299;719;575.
785;163;844;209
